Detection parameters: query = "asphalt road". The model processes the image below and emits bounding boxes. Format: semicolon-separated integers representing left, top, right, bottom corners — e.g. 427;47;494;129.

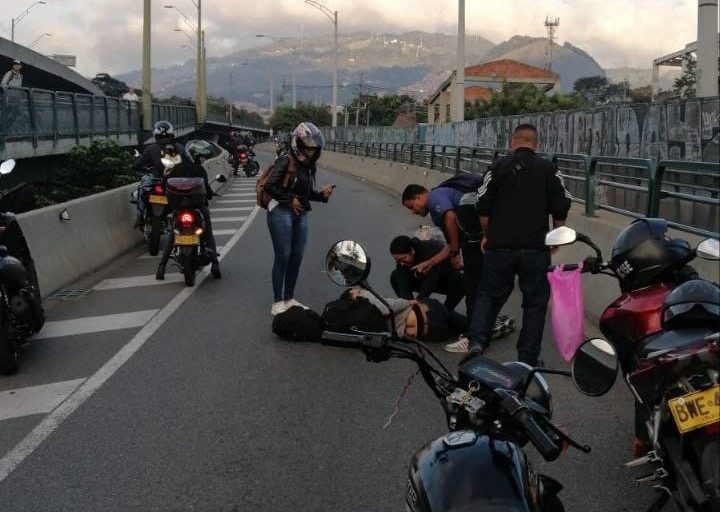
0;151;659;511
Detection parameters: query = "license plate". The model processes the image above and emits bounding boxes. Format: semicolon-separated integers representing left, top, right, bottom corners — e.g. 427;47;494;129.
149;195;168;205
175;235;199;246
668;385;720;434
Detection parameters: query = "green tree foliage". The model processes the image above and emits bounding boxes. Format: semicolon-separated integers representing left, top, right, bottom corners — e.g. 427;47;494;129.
573;75;610;103
32;140;137;209
464;83;585;119
345;94;427;126
269;102;332;131
673;58;696;98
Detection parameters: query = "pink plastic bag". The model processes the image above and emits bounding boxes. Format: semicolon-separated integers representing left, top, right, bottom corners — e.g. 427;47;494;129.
547;263;585;362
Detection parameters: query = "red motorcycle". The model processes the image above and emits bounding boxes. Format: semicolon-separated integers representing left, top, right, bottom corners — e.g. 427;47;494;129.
234;144;260;177
546;219;720;512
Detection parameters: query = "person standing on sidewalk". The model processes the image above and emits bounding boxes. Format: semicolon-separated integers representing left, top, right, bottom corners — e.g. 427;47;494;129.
457;124;572;365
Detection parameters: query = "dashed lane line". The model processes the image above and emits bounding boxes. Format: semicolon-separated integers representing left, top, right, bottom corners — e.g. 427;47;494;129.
0;206;261;483
93;275;184;290
0;380;86;422
213;217;248;222
33;310;160;340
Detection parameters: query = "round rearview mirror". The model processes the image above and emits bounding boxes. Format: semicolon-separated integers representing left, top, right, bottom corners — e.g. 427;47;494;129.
696;239;720;261
161;157;176;169
325;240;371;287
545;226;577;247
571;338;619;396
0;159;16;175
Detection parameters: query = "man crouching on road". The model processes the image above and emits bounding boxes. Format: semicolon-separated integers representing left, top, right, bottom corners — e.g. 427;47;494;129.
465;123;572;366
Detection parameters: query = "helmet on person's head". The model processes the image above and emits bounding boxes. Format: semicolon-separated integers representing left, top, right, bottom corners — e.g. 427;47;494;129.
185;140;213;165
609;218;692;293
290;122;325;163
153;120;175;144
661;280;720;330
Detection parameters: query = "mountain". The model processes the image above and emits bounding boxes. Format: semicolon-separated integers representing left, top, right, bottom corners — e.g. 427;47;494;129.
605;67;680;91
115;31;610;109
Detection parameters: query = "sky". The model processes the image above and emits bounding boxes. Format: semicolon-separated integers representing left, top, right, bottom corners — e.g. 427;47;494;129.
0;0;704;78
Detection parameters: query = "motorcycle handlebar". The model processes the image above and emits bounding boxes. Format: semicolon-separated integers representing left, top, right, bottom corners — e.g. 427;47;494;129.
499;391;561;462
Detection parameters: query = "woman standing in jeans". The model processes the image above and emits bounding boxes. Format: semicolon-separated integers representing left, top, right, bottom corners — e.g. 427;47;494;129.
264;122;334;315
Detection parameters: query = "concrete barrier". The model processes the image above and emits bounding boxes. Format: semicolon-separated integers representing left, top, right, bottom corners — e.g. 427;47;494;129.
16;145;232;297
311;148;720;326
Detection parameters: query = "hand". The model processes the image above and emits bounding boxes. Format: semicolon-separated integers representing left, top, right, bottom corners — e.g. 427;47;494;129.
290;197;304;216
451;253;463;271
481;237;488;253
321;184;334;199
550;245;559;255
412;260;433;275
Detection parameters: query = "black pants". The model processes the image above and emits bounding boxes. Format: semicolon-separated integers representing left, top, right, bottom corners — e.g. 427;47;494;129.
467;248;550;366
390;266;465;310
159;205;218;267
461;241;484;322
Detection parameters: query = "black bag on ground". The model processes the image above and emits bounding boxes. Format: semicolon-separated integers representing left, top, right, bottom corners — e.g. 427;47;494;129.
322;296;387;332
272;306;324;342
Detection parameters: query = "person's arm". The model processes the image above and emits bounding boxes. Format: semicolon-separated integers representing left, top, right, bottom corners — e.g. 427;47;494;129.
132;147;152;173
0;72;11;87
547;162;572;226
476;165;500;252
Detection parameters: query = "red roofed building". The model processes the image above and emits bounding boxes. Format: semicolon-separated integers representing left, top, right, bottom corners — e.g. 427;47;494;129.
428;59;561;125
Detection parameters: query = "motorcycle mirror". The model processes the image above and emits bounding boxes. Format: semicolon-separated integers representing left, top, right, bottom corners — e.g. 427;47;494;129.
571;338;618;396
696;238;720;261
215;174;227;183
545;226;577;247
325;240;371;287
0;159;16;175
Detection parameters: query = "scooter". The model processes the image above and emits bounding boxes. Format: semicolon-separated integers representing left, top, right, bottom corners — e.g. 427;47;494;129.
0;159;46;375
545;222;720;512
319;239;619;511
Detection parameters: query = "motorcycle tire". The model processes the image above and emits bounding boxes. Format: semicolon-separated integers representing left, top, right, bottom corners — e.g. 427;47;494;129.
245;161;260;178
698;436;720;512
0;324;19;375
180;254;195;287
148;216;163;256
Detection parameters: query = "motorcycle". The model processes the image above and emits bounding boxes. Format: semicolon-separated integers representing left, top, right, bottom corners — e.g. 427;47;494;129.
545;221;720;512
0;159;46;375
320;239;619;511
235;144;259;178
129;149;169;256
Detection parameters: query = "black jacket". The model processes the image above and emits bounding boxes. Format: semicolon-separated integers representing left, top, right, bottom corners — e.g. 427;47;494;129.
132;142;186;178
164;161;215;205
264;154;326;211
404;237;455;299
476;147;572;249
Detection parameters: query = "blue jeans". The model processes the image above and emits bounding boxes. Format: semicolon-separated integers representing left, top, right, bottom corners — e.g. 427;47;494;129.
467;248;551;365
267;206;308;302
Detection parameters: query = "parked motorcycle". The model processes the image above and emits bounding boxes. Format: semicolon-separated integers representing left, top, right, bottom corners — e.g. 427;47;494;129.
545;220;720;512
0;159;46;375
320;239;618;511
236;144;259;178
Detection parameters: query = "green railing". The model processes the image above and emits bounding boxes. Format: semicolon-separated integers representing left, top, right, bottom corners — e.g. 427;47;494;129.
0;86;197;153
328;140;719;237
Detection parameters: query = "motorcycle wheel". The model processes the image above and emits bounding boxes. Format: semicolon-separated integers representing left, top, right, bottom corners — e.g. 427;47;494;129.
148;216;163;256
245;161;260;178
698;436;720;512
180;254;195;287
0;324;19;375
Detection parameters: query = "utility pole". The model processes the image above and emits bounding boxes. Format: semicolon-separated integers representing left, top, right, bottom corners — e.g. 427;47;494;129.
454;0;465;122
142;0;152;131
696;0;719;97
228;72;233;126
366;101;370;126
270;77;275;117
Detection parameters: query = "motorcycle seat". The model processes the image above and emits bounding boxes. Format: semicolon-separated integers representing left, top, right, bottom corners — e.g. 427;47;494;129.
638;327;716;359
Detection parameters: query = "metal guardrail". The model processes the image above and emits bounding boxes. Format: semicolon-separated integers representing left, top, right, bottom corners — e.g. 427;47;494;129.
329;140;719;237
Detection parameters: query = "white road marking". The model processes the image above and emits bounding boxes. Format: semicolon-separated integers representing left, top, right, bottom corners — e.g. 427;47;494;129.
213;217;249;222
93;275;184;290
137;245;225;259
0;380;85;422
0;206;261;483
210;207;254;212
213;230;236;235
34;310;160;340
215;199;256;204
221;193;256;197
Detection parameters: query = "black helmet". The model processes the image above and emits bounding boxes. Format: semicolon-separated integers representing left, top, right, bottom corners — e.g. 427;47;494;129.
185;140;213;164
456;192;482;242
153;120;175;144
291;122;325;163
609;218;692;292
661;280;720;330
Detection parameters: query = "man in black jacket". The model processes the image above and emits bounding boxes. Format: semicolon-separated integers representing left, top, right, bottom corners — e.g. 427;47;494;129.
461;124;572;365
389;235;465;311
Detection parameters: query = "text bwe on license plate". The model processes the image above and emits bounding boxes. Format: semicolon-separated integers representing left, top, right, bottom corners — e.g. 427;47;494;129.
668;385;720;434
175;235;199;246
149;195;168;205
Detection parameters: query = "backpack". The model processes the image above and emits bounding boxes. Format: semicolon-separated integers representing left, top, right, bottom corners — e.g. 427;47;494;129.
322;296;387;333
272;306;324;342
433;172;485;193
256;156;296;209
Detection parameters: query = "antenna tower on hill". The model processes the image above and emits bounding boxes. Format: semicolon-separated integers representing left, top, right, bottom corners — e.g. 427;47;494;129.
544;16;560;70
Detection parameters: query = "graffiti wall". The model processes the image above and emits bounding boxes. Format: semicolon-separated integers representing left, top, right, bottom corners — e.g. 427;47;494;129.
327;97;720;162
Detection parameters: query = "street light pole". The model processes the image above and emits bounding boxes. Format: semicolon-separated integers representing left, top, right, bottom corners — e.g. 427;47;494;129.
304;1;338;128
11;1;47;42
164;2;203;122
455;0;465;122
28;32;51;49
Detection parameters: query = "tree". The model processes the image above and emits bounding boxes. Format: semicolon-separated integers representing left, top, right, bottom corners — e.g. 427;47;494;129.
673;58;696;98
464;82;584;120
573;75;610;103
269;102;332;131
345;94;427;126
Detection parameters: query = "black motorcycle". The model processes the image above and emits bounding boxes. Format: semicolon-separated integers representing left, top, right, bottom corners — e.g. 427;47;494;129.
0;159;45;375
236;144;260;178
320;239;620;511
131;171;168;256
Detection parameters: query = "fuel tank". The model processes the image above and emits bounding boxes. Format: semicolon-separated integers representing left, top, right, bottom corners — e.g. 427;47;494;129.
406;430;538;511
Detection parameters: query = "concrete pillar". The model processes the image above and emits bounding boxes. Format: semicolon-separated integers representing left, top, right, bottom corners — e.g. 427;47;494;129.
651;63;660;100
696;0;719;97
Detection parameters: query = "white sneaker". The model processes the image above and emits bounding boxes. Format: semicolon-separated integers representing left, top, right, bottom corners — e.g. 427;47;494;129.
285;299;308;309
444;336;470;354
271;301;290;316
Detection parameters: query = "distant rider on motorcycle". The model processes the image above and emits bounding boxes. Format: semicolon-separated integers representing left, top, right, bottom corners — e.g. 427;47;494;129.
156;141;222;280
